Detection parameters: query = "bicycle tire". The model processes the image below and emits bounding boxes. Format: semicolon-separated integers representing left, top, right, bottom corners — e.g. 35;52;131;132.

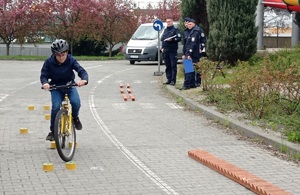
54;109;76;162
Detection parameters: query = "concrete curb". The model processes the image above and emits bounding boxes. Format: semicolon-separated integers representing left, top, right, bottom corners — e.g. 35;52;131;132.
165;85;300;156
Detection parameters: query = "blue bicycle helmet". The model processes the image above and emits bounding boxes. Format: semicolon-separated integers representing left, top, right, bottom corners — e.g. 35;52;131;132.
51;39;69;54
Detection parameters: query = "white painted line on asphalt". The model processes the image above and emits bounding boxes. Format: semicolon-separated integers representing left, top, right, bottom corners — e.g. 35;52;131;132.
89;67;178;195
112;103;127;109
0;94;9;102
85;65;103;69
133;80;142;83
166;103;183;109
29;80;39;85
139;103;156;109
90;166;104;171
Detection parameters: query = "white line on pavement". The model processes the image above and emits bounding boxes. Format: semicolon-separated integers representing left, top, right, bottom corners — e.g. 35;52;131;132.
88;67;178;195
85;65;103;69
166;103;183;109
0;94;9;102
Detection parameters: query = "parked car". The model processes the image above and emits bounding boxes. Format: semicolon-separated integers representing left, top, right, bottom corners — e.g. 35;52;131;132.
124;22;183;65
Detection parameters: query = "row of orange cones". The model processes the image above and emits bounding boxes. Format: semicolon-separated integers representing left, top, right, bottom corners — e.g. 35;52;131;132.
120;83;135;101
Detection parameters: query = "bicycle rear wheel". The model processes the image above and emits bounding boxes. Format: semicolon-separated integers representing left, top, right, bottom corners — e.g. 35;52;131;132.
54;109;76;162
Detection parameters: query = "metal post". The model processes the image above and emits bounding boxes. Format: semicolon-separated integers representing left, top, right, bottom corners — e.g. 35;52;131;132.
256;0;264;50
154;30;163;76
292;12;299;47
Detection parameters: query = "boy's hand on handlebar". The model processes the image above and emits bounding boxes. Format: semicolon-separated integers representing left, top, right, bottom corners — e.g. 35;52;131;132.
42;83;50;90
77;80;87;87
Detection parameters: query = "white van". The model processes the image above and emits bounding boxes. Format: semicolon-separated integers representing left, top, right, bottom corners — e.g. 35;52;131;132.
124;22;183;64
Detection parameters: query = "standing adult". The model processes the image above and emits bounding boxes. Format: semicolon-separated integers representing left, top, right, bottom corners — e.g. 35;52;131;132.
181;18;203;90
161;18;181;85
196;23;206;87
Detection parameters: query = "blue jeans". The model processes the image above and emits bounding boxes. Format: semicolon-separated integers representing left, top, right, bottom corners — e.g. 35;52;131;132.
50;88;81;132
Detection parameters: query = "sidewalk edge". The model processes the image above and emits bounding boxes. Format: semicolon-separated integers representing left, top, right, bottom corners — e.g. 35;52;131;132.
166;85;300;156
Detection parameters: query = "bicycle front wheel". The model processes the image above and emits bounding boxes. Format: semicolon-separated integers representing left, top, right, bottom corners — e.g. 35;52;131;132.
54;109;76;162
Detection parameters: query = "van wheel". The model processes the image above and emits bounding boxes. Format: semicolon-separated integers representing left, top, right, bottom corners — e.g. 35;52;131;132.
130;60;135;64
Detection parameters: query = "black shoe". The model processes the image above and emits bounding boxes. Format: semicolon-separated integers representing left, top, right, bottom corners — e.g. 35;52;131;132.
179;86;190;90
170;81;175;86
164;81;171;85
196;83;201;87
73;117;82;130
46;132;54;141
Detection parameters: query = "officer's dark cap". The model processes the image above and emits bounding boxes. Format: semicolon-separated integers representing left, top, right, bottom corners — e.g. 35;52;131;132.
186;18;195;23
184;17;191;22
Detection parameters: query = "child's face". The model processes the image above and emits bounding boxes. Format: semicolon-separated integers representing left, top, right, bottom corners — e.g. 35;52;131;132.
55;51;68;64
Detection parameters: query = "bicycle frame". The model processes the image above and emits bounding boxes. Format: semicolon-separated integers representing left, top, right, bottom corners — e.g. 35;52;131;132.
60;94;73;135
42;82;78;162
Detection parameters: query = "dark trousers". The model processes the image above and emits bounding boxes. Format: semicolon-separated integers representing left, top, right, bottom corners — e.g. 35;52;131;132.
195;72;201;86
164;50;178;83
183;57;200;88
183;72;196;88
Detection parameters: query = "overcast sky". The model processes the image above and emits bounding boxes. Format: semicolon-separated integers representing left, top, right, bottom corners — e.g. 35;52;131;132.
131;0;161;8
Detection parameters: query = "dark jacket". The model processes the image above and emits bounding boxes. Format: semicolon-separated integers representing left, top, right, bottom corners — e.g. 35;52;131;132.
182;28;190;54
198;27;206;52
161;25;181;51
184;25;204;60
40;54;89;86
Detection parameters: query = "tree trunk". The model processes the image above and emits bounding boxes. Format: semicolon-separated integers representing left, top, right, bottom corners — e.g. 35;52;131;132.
6;42;10;56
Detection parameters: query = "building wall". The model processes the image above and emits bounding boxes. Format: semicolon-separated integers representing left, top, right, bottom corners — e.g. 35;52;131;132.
0;44;52;56
263;36;291;48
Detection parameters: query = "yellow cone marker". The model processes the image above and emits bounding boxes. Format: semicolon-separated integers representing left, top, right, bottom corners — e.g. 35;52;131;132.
50;141;56;149
20;128;28;134
43;163;54;172
43;105;50;110
28;105;34;110
44;114;51;120
68;141;78;148
66;161;77;170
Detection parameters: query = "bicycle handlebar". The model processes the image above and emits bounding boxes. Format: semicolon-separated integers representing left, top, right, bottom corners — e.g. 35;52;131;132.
41;83;78;90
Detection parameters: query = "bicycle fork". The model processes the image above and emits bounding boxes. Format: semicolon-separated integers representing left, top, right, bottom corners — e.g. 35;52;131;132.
61;95;73;135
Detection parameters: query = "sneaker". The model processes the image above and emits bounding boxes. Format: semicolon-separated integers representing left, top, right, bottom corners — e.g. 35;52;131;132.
164;81;171;85
170;81;176;86
46;132;54;141
73;117;82;130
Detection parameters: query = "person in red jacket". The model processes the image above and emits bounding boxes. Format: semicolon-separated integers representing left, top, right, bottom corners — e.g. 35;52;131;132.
40;39;88;141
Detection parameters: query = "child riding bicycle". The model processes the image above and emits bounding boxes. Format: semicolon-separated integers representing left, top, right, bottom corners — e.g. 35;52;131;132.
40;39;89;141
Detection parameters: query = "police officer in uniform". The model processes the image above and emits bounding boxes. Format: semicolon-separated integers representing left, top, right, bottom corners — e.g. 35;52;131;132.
181;18;204;90
196;23;206;87
161;18;181;85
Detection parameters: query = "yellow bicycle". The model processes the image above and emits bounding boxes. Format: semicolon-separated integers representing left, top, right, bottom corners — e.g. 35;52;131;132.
49;83;77;162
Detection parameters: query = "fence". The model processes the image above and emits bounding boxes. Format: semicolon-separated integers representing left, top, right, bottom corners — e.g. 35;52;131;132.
0;44;52;56
0;38;293;56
